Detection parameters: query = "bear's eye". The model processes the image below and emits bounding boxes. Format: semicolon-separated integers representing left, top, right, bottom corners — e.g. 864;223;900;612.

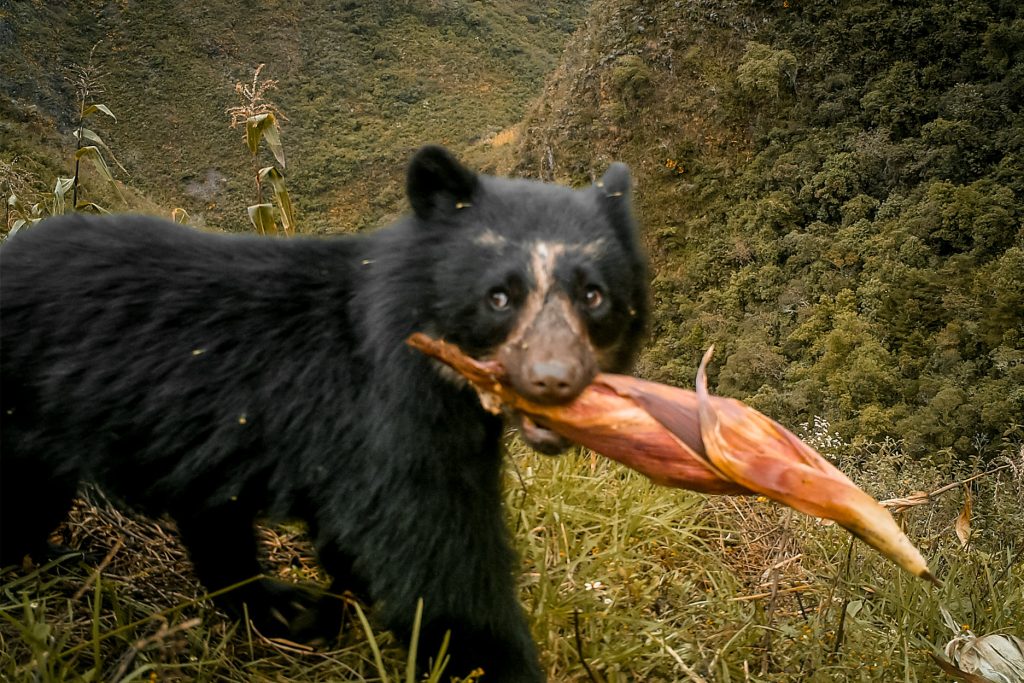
583;285;604;310
488;288;511;311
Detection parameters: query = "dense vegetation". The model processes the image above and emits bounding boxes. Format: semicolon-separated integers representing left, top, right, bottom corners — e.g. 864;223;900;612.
4;0;1019;458
514;0;1023;463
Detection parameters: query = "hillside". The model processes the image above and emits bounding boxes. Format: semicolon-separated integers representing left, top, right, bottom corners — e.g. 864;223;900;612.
2;2;1023;682
513;0;1024;462
5;0;1018;461
1;0;586;232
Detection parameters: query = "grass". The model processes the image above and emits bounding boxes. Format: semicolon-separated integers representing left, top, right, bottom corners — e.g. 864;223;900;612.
2;437;1021;682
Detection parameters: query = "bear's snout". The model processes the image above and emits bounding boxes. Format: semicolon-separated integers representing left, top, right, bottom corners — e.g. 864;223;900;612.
523;358;589;404
500;293;597;407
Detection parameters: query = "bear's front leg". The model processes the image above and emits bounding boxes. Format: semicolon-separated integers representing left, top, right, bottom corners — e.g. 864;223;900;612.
317;504;545;682
367;561;544;683
414;609;545;683
174;504;324;639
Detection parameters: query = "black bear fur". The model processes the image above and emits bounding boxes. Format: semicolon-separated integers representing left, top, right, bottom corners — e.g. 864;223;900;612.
0;146;648;682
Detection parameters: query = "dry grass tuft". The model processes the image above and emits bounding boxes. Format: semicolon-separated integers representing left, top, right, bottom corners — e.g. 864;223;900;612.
488;128;520;148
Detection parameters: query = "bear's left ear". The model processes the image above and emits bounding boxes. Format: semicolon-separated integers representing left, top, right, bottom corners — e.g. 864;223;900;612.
407;145;479;221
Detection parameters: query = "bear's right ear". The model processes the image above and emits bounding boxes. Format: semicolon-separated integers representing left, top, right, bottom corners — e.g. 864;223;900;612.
595;162;637;242
407;145;479;221
596;162;631;199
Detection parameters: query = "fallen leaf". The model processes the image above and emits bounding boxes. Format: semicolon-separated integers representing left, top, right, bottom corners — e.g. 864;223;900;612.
955;487;973;549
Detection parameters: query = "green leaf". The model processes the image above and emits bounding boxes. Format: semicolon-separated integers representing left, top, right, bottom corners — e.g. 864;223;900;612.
245;112;286;167
257;166;296;235
75;146;126;202
74;128;128;174
352;601;389;683
406;598;424;683
424;631;451;683
52;176;75;214
74;200;109;214
247;203;278;235
83;103;116;122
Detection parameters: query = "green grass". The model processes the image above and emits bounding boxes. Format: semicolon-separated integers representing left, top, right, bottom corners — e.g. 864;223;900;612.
3;438;1021;681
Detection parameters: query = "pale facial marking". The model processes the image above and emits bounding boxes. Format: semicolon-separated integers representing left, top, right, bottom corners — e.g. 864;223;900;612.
580;238;608;258
526;238;607;311
504;241;562;345
529;241;565;296
504;240;594;350
473;229;508;248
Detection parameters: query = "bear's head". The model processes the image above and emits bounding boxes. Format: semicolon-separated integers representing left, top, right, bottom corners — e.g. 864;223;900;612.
407;146;649;454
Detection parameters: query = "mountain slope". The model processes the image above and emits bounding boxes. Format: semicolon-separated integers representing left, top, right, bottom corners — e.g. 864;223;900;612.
1;0;586;232
514;0;1023;459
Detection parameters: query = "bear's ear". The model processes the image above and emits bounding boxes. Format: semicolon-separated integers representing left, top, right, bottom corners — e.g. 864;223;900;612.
595;162;639;245
596;162;631;198
407;145;479;221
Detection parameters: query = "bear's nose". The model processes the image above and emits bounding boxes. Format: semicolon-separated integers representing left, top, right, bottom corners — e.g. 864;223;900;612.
526;360;584;404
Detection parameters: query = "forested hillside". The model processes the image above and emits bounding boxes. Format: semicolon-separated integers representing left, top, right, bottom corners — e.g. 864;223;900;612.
514;0;1023;462
3;0;1019;458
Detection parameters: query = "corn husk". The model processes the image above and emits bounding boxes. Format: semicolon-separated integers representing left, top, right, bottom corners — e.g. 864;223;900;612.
409;333;745;494
692;347;937;584
407;333;937;584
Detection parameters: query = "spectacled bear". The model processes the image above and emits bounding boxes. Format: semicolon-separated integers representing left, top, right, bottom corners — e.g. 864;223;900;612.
0;146;648;682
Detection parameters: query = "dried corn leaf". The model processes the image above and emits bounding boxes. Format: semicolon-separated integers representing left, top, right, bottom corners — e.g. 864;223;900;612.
938;606;1024;683
955;487;973;549
942;634;1024;683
